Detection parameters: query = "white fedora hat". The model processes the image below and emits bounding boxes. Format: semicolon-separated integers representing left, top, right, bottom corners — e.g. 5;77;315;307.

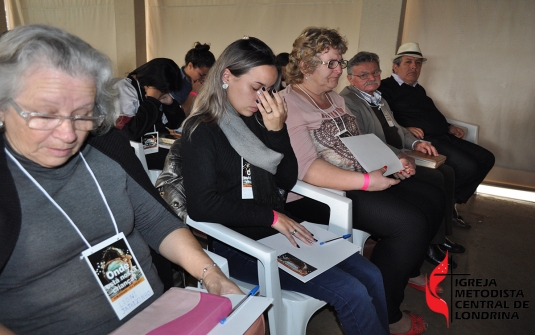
394;42;427;61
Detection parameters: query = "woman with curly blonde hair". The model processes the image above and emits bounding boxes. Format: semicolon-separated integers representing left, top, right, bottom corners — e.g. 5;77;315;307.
283;26;445;335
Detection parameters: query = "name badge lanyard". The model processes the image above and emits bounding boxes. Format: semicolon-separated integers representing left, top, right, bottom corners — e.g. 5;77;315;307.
6;149;118;247
137;81;160;154
352;90;395;127
5;149;153;319
297;85;353;137
241;158;254;199
318;94;353;138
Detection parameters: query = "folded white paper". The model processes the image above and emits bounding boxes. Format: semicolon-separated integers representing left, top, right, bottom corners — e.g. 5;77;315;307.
340;134;403;176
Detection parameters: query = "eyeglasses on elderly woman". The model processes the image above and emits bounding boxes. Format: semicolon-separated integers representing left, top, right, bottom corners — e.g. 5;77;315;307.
318;59;348;69
9;100;104;131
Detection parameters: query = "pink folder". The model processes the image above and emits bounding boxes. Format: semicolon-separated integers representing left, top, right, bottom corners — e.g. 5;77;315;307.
111;287;232;335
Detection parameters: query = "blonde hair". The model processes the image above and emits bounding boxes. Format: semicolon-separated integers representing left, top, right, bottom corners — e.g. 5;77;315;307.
286;27;348;85
183;37;280;138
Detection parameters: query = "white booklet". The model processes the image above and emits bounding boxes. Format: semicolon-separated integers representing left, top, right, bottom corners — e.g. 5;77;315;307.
340;133;403;176
257;222;360;283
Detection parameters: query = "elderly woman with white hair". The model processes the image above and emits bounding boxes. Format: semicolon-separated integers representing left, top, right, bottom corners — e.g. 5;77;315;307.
0;25;243;334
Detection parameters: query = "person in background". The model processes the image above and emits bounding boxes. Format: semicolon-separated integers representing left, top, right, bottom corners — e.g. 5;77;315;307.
171;42;216;116
340;51;466;269
275;52;290;90
282;26;445;335
115;58;186;169
0;24;243;334
380;43;495;228
178;35;390;335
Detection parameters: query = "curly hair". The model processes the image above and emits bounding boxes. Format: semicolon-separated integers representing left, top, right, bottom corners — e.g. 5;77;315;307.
286;27;348;85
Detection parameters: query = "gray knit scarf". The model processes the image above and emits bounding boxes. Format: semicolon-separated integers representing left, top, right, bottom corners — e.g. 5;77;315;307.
219;103;283;174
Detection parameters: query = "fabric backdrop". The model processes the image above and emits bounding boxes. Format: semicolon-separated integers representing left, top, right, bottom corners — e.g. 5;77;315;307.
146;0;364;91
402;0;535;183
5;0;135;76
4;0;535;187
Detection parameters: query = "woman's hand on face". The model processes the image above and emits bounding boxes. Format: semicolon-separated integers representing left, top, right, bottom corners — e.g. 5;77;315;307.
159;93;174;105
192;80;203;93
202;267;243;296
144;86;164;100
272;212;315;248
256;88;287;131
144;86;173;105
366;167;400;191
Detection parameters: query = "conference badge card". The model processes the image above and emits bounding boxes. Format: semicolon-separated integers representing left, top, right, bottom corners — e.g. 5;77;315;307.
277;253;318;277
82;232;154;320
258;222;359;282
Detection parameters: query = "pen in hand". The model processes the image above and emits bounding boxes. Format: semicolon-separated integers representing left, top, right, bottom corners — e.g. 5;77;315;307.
220;285;260;324
320;233;352;245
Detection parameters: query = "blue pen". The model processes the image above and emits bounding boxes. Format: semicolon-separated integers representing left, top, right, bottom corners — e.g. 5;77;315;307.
220;285;260;324
320;233;352;245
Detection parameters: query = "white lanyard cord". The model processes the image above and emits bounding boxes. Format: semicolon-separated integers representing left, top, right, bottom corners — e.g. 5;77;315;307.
5;149;119;248
352;90;397;127
79;153;119;234
352;90;384;110
296;84;350;135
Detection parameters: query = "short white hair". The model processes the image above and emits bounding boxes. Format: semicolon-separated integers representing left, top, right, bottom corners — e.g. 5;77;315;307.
0;24;118;135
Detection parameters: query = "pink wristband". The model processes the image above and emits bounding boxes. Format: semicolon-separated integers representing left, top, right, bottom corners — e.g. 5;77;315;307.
189;91;198;97
272;210;278;226
361;174;370;191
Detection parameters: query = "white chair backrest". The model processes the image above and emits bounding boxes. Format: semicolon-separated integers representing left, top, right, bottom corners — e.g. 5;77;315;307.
129;141;161;185
446;118;479;144
187;180;362;335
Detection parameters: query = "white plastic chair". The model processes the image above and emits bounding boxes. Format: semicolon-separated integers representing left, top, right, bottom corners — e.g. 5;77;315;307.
187;180;363;335
446;118;479;144
129;141;162;185
317;188;373;251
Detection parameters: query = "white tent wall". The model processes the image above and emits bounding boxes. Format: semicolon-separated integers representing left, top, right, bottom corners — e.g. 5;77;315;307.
402;0;535;189
3;0;534;189
4;0;141;77
145;0;365;92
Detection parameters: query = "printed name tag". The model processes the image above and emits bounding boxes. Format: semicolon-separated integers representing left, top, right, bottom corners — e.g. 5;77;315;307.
242;157;253;199
381;109;395;127
141;131;159;155
82;232;154;320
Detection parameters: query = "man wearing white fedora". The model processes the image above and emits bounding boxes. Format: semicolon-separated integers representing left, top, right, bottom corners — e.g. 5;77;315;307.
381;42;495;228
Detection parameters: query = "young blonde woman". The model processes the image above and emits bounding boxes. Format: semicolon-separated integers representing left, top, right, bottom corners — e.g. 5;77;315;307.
177;36;389;335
